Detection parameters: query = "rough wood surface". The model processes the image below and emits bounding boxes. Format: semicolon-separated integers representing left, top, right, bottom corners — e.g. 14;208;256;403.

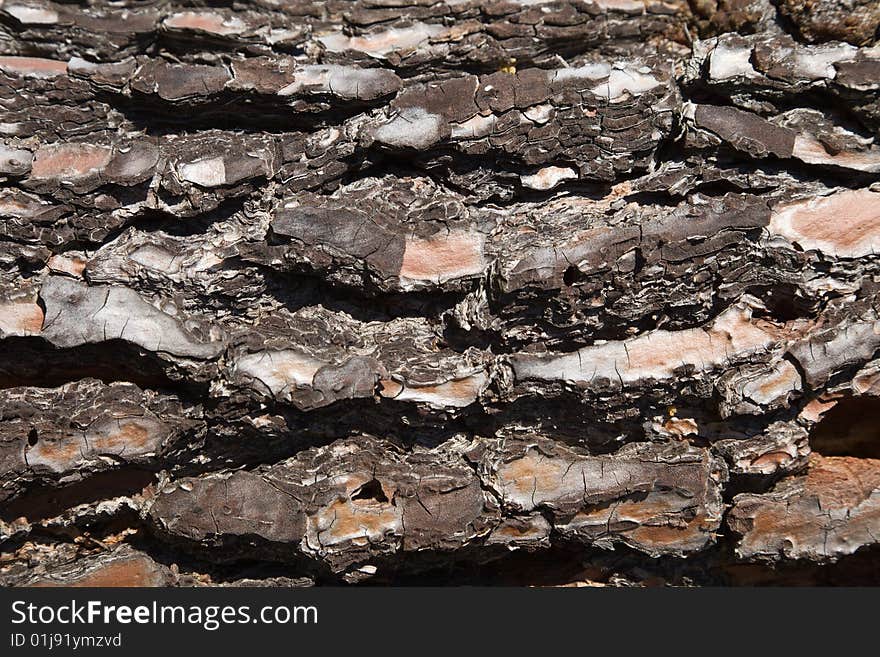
1;0;879;586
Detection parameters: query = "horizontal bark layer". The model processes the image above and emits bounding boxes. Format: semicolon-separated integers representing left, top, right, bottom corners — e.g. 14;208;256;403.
1;0;879;586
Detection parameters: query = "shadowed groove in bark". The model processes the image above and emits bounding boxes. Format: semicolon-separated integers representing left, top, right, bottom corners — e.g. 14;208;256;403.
1;0;880;587
808;397;880;459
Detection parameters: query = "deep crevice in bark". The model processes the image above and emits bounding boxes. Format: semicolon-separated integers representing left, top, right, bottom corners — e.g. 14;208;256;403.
2;0;879;587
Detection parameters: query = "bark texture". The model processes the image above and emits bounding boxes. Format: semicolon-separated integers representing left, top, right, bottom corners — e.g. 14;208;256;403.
1;0;879;586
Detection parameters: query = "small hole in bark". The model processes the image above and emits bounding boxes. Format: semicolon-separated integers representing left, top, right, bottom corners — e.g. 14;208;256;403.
351;479;388;503
809;397;880;459
563;265;580;286
27;428;38;447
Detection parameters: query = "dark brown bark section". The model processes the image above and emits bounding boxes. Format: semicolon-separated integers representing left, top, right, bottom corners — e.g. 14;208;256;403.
1;1;879;586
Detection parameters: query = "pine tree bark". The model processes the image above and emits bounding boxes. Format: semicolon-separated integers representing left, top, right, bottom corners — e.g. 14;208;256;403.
1;0;879;586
